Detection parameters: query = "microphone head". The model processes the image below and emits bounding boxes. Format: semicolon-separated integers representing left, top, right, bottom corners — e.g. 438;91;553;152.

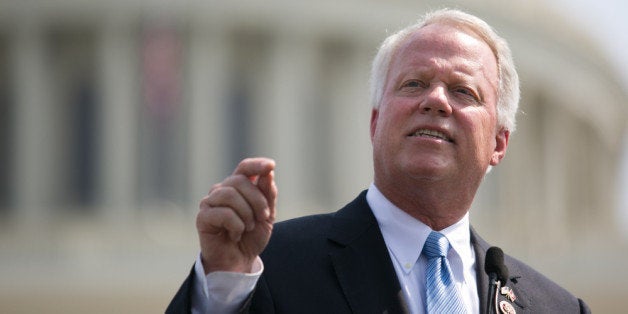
485;246;509;283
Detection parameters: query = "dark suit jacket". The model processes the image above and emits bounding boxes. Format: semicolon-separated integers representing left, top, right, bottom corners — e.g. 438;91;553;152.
167;191;590;313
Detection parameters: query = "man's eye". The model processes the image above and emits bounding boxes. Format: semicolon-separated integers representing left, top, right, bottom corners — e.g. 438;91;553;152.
454;87;479;101
401;80;425;88
455;88;472;95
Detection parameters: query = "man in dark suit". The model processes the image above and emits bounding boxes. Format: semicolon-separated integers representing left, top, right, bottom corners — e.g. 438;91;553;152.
168;8;590;313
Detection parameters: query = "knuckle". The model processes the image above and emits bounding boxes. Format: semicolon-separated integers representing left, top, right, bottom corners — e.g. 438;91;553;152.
199;195;211;209
207;186;238;206
213;185;235;197
238;158;252;168
196;206;216;229
200;194;211;203
227;217;245;231
225;174;249;186
251;196;268;211
208;183;221;194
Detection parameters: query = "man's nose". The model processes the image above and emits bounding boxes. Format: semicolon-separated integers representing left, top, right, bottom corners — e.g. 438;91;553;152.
418;85;452;117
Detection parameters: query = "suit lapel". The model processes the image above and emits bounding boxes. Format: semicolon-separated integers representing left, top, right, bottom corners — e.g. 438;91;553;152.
471;227;491;314
327;191;409;314
471;228;529;313
325;194;530;313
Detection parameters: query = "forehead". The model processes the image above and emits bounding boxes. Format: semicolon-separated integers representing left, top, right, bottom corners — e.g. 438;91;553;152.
391;23;498;81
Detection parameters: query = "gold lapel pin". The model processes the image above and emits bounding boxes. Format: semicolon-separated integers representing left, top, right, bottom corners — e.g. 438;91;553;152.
499;300;516;314
500;286;517;302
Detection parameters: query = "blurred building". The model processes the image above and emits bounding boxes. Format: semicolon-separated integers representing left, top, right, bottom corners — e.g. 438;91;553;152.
0;0;626;313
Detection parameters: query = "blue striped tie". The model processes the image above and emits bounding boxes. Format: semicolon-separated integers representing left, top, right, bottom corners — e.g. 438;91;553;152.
423;231;466;313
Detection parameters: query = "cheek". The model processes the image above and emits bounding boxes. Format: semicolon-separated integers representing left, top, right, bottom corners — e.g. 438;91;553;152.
382;98;416;120
372;103;408;147
375;104;398;131
457;110;498;150
460;106;496;130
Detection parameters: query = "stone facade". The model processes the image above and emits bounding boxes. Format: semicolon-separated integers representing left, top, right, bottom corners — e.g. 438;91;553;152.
0;0;625;312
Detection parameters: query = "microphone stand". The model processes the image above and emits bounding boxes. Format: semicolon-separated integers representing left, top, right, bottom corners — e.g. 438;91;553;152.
487;274;502;314
485;247;508;314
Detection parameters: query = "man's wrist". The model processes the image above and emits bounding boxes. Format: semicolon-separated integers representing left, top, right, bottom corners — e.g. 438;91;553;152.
191;254;263;313
201;254;257;274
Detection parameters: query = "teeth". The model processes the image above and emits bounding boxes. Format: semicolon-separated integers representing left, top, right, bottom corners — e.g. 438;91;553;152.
413;129;449;141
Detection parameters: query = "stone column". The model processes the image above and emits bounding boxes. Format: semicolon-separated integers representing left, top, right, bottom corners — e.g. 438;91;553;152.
327;42;373;206
97;20;139;223
542;103;569;250
254;34;321;219
187;23;231;209
10;21;55;228
619;131;628;239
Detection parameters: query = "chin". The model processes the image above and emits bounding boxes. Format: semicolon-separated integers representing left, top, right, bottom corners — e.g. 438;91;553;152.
403;163;452;181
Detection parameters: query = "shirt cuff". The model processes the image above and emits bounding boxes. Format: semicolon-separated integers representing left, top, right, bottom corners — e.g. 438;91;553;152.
191;253;263;314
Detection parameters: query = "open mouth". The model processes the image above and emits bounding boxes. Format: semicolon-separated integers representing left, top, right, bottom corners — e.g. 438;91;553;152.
409;129;453;142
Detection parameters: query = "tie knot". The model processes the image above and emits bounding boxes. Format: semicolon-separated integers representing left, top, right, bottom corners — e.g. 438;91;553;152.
423;231;450;258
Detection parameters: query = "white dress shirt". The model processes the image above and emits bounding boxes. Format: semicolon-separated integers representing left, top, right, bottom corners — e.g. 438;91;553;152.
367;183;479;314
191;254;262;314
191;184;479;313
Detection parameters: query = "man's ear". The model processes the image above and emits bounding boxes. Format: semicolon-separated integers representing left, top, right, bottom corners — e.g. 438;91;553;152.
370;108;379;142
490;128;510;166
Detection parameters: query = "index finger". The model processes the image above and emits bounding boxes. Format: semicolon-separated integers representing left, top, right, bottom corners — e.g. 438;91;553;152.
233;157;276;178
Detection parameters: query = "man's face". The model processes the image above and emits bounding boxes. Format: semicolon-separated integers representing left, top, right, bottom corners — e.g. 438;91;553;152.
371;23;509;189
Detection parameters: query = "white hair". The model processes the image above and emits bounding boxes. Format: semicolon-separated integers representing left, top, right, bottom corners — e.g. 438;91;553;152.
369;9;520;132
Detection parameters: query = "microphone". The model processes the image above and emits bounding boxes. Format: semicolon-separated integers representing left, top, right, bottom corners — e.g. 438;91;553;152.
485;247;508;283
485;247;509;314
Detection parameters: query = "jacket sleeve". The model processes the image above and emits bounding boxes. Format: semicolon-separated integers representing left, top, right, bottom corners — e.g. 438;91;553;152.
166;266;194;314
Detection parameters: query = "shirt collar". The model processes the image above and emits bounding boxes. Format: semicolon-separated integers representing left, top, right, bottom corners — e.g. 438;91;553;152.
367;183;473;274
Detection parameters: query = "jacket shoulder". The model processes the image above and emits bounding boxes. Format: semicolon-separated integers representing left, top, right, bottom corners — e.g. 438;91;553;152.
503;254;590;313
